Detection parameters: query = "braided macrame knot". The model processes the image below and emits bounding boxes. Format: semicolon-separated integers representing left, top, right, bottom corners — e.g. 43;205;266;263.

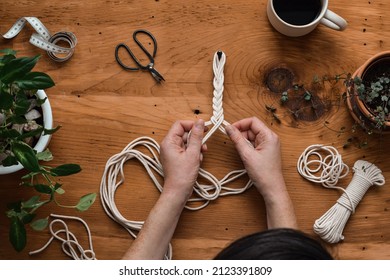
313;160;385;243
203;51;231;143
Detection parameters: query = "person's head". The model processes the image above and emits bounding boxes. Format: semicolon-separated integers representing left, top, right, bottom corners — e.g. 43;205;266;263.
214;228;333;260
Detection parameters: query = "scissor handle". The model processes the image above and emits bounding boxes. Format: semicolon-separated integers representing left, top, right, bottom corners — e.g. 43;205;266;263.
133;29;158;64
115;43;139;71
114;29;158;71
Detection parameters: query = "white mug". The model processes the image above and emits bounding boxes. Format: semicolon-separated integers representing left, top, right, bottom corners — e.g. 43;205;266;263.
267;0;347;37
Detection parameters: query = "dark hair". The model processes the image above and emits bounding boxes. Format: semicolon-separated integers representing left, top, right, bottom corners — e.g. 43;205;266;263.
214;228;333;260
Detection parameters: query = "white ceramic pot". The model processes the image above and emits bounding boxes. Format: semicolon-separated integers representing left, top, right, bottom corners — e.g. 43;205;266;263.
0;90;53;175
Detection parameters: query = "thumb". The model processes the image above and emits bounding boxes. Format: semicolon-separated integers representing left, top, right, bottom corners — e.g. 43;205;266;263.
225;125;252;154
187;119;204;153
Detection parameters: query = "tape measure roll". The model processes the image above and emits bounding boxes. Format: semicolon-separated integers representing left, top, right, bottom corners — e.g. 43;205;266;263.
2;17;77;62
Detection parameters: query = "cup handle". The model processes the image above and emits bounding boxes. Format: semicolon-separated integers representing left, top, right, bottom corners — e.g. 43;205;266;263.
320;9;347;31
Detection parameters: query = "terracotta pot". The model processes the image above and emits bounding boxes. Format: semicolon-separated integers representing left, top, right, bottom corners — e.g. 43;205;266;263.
0;90;53;175
346;50;390;134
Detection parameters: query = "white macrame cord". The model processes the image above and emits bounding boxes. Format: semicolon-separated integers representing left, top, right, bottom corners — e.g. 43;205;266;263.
297;144;385;243
29;214;97;260
99;51;253;259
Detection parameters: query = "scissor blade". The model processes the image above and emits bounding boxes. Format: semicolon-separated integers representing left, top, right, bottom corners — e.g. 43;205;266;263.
149;67;165;83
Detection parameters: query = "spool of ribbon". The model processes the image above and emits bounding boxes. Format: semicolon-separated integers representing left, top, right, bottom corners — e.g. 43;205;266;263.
1;17;77;62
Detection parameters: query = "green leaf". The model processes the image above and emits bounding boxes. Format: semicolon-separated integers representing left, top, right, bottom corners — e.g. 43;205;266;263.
50;164;81;176
14;98;31;116
15;72;55;90
280;92;289;103
0;53;17;67
21;195;48;210
36;96;47;106
30;217;49;231
17;127;44;140
21;213;36;224
353;76;362;85
9;216;26;252
75;193;97;211
0;55;40;84
304;91;312;101
34;184;53;194
55;187;65;194
43;125;61;135
0;90;13;110
0;128;21;139
36;149;53;161
1;155;19;166
0;49;17;56
54;182;65;194
6;209;18;218
11;141;41;172
21;196;40;208
6;115;27;125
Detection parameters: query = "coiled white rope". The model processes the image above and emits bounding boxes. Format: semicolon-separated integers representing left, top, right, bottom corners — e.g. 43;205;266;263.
297;144;385;243
297;144;350;189
29;214;96;260
100;51;253;259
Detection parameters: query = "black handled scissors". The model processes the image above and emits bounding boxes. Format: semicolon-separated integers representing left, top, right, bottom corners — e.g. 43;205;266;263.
114;29;165;82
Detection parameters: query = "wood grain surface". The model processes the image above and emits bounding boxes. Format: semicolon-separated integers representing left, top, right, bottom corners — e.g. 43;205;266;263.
0;0;389;260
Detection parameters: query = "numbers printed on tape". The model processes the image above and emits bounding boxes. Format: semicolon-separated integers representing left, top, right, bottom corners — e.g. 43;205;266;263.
2;17;77;62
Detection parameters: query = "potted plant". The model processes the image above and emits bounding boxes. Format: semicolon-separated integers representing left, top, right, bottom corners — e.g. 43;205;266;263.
346;51;390;133
0;49;96;252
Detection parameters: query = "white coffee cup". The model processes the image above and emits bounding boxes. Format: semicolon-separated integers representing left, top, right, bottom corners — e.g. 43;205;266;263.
267;0;347;37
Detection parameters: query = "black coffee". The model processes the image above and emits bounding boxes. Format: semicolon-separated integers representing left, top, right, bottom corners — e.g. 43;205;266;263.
273;0;322;26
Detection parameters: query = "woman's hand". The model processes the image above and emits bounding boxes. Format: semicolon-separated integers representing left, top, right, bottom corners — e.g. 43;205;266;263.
122;119;207;259
225;117;284;199
160;119;207;202
225;117;297;229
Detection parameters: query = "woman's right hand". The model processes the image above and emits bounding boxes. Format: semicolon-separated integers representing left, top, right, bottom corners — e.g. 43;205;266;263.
226;117;297;229
225;117;286;202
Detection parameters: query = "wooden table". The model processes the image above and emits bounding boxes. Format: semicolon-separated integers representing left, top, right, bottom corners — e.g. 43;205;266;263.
0;0;389;260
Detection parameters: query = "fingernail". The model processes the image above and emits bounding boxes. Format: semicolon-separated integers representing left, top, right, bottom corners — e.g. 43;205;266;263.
195;119;204;129
225;125;233;136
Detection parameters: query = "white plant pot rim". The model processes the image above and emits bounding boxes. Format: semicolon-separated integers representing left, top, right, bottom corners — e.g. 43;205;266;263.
0;90;53;175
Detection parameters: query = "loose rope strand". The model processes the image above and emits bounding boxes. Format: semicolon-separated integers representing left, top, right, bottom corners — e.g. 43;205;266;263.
29;214;97;260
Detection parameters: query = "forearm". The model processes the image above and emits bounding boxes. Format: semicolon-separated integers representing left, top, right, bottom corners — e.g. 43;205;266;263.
264;190;298;229
256;178;298;229
121;190;186;260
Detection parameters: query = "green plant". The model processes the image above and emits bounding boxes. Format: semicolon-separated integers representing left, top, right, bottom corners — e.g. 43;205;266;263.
352;75;390;129
0;49;96;252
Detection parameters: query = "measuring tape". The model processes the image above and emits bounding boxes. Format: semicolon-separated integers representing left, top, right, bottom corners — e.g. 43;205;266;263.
2;17;77;62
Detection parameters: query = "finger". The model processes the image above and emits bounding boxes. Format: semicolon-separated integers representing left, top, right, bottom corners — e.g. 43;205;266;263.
183;132;189;143
232;117;270;136
187;119;205;153
165;121;186;147
179;120;198;133
167;120;199;147
225;124;253;154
